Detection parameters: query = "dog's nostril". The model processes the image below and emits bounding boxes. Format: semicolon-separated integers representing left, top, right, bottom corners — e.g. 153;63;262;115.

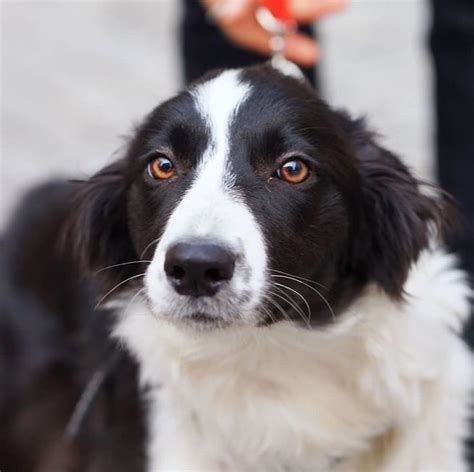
170;265;185;280
164;242;235;297
205;267;226;283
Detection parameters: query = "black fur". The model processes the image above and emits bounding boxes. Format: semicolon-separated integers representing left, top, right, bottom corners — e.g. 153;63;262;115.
66;65;448;326
67;160;138;291
345;116;450;298
0;183;145;472
1;64;460;469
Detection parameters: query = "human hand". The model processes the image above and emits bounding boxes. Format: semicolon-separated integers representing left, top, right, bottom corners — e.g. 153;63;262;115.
201;0;348;66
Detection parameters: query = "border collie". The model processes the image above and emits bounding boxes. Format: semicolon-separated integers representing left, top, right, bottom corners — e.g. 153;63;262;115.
1;64;473;471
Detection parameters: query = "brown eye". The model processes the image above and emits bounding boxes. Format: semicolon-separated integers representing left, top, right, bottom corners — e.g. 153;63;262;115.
276;159;310;184
148;156;176;180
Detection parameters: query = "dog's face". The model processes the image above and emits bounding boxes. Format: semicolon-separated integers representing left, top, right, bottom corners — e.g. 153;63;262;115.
70;65;445;329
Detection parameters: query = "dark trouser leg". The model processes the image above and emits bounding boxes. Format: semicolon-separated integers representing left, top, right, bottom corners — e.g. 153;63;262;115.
430;1;474;462
430;0;474;277
180;0;317;88
430;0;474;344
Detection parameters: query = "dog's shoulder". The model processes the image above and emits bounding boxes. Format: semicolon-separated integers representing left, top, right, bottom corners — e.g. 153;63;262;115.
0;181;147;472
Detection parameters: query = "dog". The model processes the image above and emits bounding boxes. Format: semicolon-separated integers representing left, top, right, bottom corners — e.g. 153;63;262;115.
1;63;473;471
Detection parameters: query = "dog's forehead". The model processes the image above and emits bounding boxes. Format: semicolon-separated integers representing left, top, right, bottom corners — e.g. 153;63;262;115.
188;67;309;138
190;69;251;148
186;68;319;161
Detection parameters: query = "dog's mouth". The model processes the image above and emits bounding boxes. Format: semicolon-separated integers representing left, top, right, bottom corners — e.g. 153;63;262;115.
179;311;231;330
187;312;217;323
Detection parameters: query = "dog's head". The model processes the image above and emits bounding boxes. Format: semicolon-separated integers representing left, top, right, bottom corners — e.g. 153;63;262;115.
68;65;447;329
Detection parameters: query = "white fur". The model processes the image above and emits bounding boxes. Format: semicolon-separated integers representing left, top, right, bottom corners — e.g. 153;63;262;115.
115;70;473;471
145;70;267;326
115;248;473;472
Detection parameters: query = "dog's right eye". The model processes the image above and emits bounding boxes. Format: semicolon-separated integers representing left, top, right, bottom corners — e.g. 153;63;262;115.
276;159;310;184
147;156;176;180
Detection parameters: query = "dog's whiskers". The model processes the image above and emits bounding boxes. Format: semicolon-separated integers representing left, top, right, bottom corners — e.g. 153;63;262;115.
269;270;327;290
258;303;278;325
272;282;312;326
140;237;161;259
95;273;146;309
261;294;292;324
95;260;152;275
270;273;336;323
268;289;311;328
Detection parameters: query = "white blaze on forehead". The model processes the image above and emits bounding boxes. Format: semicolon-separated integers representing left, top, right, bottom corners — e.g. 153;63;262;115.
144;70;267;321
155;69;254;242
191;69;251;188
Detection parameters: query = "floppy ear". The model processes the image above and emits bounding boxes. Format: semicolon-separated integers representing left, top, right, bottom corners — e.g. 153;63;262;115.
65;159;137;286
347;118;450;298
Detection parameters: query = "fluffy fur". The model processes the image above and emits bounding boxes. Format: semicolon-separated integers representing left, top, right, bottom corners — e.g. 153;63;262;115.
0;183;145;472
115;249;472;471
2;63;473;471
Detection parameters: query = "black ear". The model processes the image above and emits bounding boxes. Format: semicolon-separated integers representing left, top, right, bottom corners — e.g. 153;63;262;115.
347;118;451;298
65;159;137;286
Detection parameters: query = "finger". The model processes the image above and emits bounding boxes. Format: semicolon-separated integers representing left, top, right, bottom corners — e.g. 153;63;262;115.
283;33;319;66
225;19;318;67
289;0;349;23
224;18;274;54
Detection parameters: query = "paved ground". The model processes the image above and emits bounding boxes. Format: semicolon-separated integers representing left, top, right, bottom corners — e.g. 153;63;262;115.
1;0;432;228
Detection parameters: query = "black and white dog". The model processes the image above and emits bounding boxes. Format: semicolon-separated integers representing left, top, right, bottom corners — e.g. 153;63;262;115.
1;64;473;471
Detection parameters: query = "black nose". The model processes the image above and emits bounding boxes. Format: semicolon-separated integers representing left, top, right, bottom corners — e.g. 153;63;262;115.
164;242;235;297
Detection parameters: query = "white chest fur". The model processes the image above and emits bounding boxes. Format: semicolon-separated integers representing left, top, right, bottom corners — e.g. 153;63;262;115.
114;250;473;472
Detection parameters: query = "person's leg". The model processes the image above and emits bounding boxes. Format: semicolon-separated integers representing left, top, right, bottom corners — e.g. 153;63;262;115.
180;0;317;87
430;2;474;463
430;0;474;277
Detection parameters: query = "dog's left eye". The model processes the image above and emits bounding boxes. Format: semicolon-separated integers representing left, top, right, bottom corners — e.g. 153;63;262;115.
147;156;176;180
276;159;310;184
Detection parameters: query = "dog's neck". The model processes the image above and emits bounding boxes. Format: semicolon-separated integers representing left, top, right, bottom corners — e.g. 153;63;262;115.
112;249;470;471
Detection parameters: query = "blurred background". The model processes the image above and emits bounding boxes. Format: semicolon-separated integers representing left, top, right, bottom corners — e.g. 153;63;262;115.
1;0;433;229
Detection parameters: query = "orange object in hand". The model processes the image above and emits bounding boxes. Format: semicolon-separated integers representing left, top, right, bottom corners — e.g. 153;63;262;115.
259;0;295;26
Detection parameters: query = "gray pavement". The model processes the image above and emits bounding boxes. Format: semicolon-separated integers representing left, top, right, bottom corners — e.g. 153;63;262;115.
1;0;432;228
